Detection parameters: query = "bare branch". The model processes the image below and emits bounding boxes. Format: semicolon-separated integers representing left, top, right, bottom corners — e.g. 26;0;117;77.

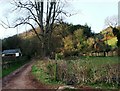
105;15;118;28
50;2;56;31
0;21;8;29
16;22;42;41
1;17;42;41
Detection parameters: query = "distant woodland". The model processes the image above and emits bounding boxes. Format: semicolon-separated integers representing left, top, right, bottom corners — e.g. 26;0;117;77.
2;23;120;58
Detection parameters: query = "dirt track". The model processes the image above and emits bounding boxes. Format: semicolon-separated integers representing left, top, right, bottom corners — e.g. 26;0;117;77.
2;61;46;89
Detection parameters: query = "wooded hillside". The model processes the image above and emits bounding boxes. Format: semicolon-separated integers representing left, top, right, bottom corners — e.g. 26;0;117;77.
2;23;119;58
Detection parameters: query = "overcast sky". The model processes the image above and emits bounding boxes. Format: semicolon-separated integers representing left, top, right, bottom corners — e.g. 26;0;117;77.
0;0;119;39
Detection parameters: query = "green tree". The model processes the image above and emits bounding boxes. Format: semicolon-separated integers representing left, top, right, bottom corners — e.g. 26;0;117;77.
2;35;22;50
74;29;84;51
83;24;92;38
62;35;76;56
113;27;120;47
87;37;95;52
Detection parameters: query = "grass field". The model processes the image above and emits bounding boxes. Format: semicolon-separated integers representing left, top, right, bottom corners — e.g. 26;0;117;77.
78;56;119;67
32;56;120;89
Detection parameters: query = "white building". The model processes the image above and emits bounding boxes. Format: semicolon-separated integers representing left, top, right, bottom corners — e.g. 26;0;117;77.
2;49;22;57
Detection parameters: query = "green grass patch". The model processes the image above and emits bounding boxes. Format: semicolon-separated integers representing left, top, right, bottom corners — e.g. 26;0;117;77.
32;61;63;85
2;57;29;78
78;56;119;67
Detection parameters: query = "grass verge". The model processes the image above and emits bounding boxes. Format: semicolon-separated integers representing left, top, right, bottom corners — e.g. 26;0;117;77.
2;56;29;78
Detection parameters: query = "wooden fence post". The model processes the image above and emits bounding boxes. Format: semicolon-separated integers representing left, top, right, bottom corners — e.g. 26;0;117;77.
55;53;58;81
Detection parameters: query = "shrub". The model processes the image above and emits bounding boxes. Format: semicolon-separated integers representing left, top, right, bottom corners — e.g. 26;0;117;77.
56;53;64;60
32;57;119;89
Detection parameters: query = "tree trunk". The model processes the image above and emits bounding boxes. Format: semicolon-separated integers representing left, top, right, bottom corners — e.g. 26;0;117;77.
104;51;106;57
118;47;120;56
41;32;52;58
47;31;52;56
41;35;46;58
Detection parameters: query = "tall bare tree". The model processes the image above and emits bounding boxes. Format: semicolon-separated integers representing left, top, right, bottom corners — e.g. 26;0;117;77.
1;0;71;58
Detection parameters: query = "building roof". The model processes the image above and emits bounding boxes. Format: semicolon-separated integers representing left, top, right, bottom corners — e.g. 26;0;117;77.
2;49;21;54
